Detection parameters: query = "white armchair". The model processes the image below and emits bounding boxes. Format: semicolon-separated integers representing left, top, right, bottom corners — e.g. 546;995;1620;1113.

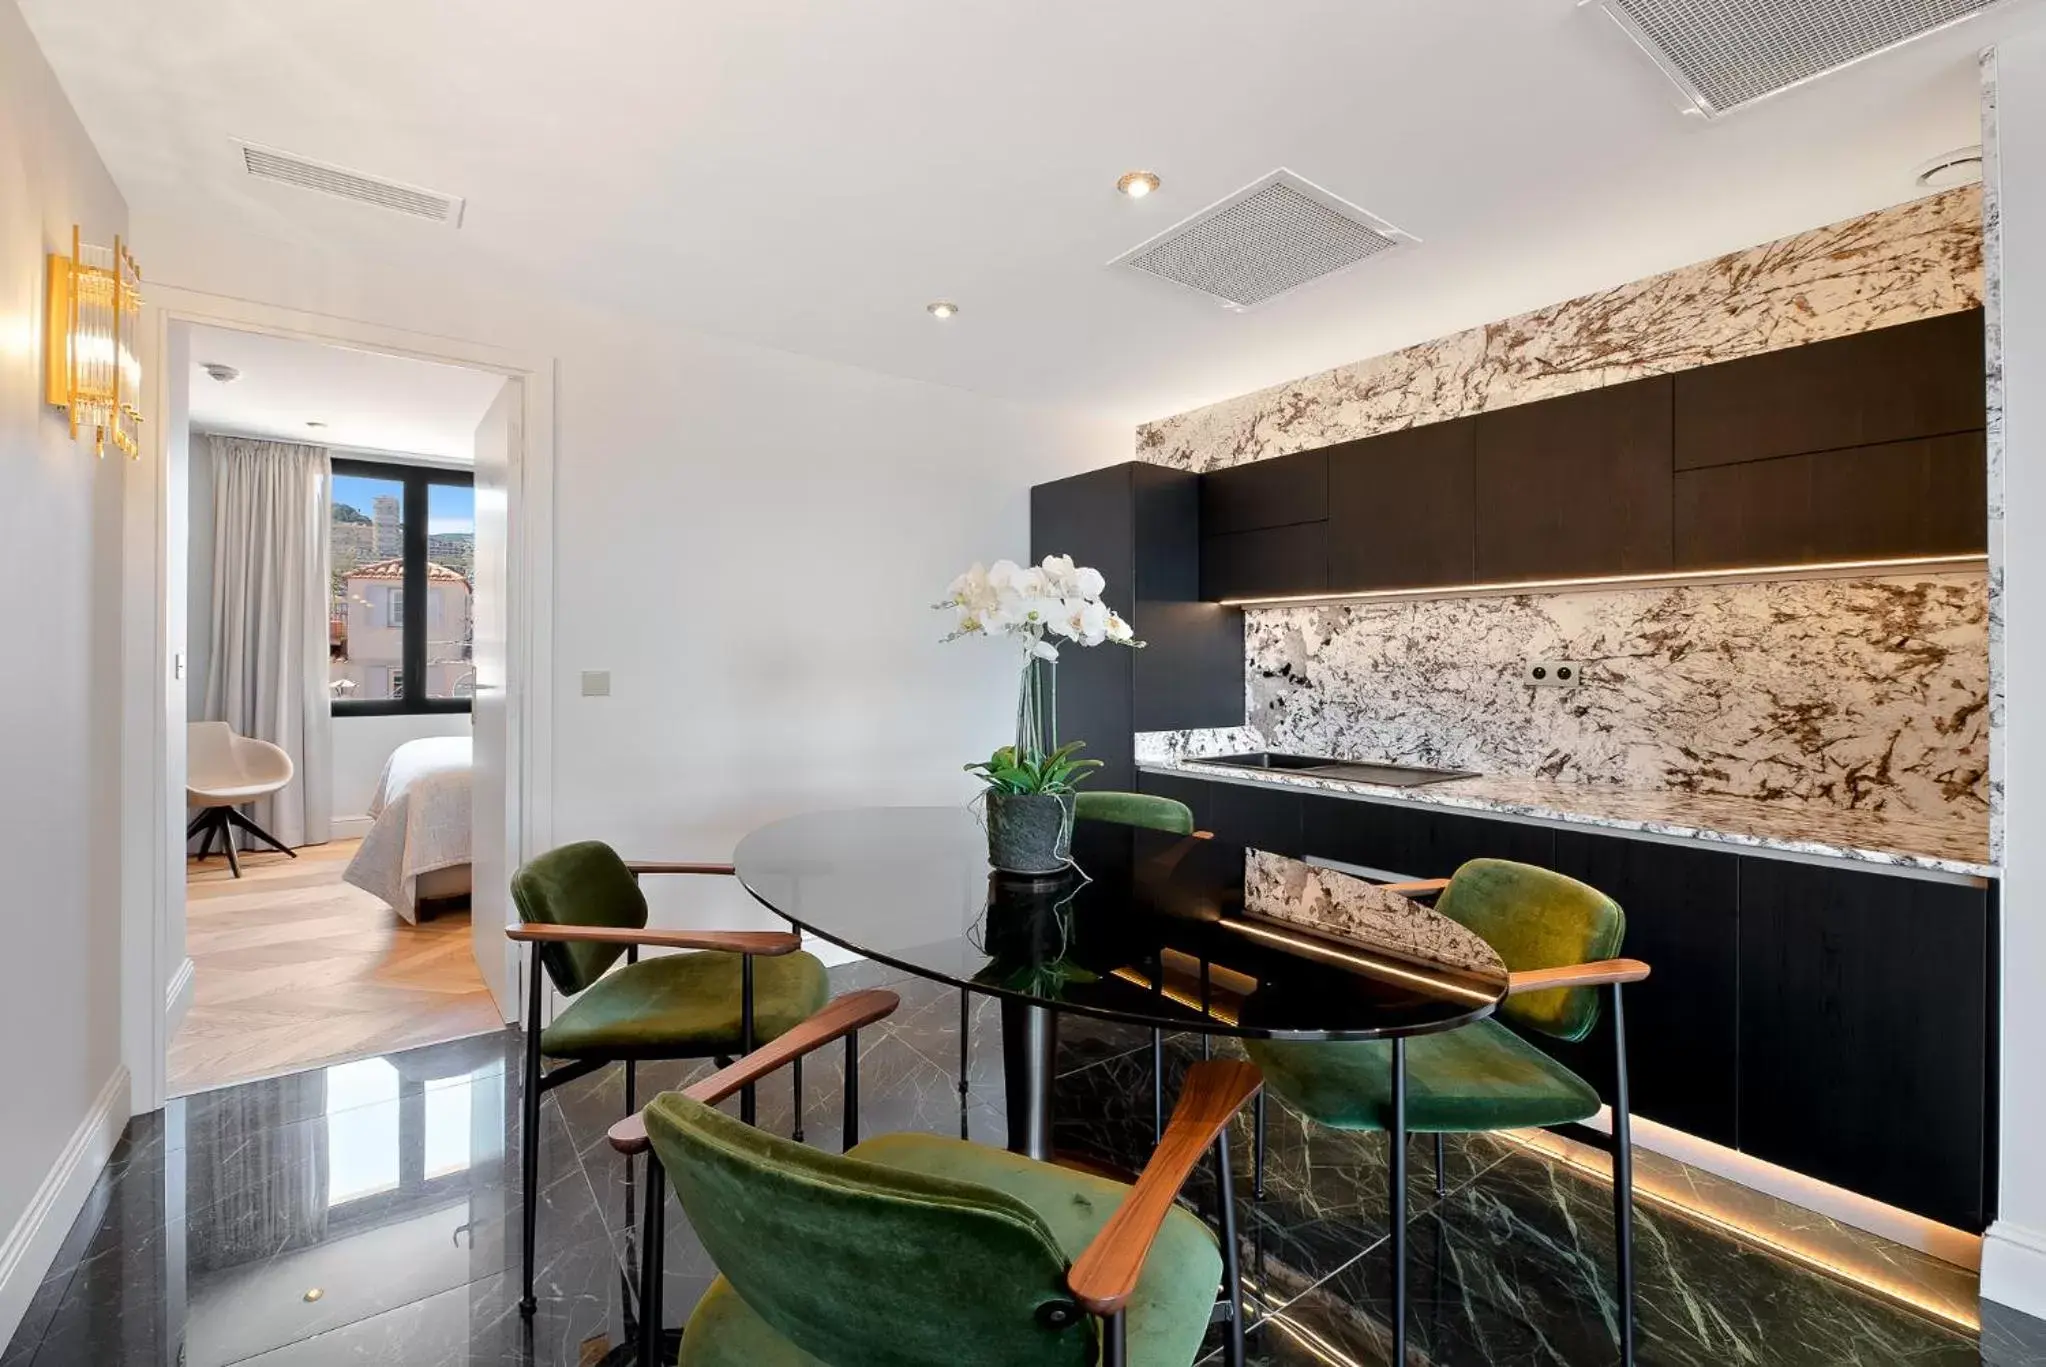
187;721;297;878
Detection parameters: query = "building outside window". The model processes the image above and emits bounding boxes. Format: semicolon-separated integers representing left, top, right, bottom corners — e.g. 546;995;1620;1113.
330;459;475;714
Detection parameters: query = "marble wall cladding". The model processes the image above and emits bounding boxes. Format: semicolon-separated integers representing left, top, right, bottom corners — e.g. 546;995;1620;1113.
1982;48;2007;861
1247;573;1990;817
1135;187;1983;472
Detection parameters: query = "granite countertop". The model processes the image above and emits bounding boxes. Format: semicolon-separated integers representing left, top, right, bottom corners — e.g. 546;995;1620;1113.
1139;754;1995;881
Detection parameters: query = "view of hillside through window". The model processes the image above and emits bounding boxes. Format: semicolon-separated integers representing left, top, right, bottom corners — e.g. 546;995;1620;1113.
330;466;476;705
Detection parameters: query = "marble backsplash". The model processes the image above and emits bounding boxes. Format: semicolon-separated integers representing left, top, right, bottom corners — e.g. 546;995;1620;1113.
1243;573;1988;818
1137;187;1983;472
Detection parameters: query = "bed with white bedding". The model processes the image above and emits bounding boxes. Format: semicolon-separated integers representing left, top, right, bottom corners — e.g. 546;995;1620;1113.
343;735;473;923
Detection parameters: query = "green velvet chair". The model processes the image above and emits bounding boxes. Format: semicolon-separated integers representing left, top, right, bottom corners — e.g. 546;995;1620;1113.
505;840;831;1316
1242;858;1650;1364
608;990;1265;1367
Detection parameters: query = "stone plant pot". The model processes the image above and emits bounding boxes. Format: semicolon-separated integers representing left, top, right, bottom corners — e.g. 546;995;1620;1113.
984;791;1076;877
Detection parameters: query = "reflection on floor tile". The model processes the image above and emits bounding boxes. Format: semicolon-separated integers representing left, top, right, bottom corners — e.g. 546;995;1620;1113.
5;961;2017;1367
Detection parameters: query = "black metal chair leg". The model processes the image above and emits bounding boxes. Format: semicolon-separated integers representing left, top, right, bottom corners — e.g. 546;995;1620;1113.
222;821;241;878
226;807;297;858
1152;1028;1165;1147
193;811;218;861
740;956;757;1125
1435;1132;1447;1198
185;808;210;839
624;1059;636;1119
958;989;972;1097
637;1151;667;1366
1612;985;1636;1366
1253;1089;1267;1202
519;958;544;1316
1215;1125;1246;1367
1389;1037;1408;1367
1102;1310;1129;1367
842;1029;861;1152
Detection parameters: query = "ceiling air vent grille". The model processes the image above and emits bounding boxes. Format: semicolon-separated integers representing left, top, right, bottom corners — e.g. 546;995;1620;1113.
236;141;466;226
1599;0;2006;117
1111;169;1410;310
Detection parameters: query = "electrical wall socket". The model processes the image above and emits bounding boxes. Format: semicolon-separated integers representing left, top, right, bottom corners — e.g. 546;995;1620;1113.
1523;660;1583;689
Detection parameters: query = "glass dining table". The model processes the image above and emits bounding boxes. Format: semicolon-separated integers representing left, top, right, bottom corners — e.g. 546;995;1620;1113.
732;805;1512;1362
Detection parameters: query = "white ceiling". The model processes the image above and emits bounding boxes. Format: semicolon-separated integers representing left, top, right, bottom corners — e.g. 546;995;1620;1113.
25;0;2046;422
185;325;504;460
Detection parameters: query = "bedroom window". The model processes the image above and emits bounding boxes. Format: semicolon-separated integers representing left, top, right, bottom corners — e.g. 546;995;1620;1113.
331;458;475;716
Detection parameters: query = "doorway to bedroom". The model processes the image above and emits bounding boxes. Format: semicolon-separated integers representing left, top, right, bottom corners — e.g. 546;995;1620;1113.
168;323;513;1095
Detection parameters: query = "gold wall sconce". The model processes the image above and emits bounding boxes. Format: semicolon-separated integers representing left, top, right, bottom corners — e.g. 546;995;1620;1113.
46;225;142;458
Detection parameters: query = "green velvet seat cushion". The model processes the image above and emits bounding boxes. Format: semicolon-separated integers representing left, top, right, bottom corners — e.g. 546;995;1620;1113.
1435;858;1624;1042
1245;1019;1601;1133
1073;791;1196;836
539;949;829;1060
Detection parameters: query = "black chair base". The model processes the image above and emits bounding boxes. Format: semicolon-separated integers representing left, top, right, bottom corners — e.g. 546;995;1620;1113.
187;804;297;878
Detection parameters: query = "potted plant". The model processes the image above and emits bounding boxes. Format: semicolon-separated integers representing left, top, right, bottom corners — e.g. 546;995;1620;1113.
938;555;1141;875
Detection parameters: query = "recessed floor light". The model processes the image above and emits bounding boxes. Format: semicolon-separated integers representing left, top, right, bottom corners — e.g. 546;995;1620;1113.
1116;171;1161;199
926;301;958;319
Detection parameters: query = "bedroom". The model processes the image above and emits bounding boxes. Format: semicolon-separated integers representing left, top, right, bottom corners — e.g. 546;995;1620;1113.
172;323;515;1094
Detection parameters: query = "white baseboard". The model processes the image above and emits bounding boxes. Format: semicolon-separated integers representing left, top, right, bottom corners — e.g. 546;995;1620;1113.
1984;1220;2046;1320
331;814;373;839
165;955;196;1042
0;1068;131;1351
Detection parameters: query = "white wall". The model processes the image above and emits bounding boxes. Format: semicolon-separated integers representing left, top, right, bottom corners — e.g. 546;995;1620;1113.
131;211;1128;931
0;0;132;1344
1985;27;2046;1320
184;415;212;722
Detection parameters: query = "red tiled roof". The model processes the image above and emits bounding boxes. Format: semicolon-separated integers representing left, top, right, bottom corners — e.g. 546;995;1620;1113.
346;557;468;585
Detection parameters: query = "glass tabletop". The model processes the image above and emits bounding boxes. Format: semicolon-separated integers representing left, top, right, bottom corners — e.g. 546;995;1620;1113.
733;806;1508;1042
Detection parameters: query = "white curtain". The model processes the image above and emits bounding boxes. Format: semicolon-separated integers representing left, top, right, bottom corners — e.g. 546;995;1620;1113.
202;436;333;848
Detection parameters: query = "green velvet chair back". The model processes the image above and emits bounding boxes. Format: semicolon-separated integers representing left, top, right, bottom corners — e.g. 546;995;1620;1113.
1073;791;1196;836
509;840;649;996
1434;858;1625;1042
644;1092;1094;1367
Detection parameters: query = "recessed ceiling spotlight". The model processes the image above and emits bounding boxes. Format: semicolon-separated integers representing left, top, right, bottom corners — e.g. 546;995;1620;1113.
926;301;958;319
200;362;241;384
1915;145;1983;190
306;420;328;428
1116;171;1161;199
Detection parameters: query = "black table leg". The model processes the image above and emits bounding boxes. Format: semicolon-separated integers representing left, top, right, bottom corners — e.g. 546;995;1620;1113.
1390;1036;1408;1366
1000;1000;1058;1159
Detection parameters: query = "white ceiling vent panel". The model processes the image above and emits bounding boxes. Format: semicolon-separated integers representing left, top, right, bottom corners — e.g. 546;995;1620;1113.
235;140;466;226
1111;169;1411;310
1598;0;2007;117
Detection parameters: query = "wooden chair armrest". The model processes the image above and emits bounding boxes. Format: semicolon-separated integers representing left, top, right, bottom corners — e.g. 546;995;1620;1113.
1065;1059;1263;1317
506;924;801;956
607;989;902;1155
1377;878;1450;896
1192;830;1215;841
1506;958;1652;995
624;860;738;877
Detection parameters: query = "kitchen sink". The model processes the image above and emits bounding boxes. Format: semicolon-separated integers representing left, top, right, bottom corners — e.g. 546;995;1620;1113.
1202;752;1478;788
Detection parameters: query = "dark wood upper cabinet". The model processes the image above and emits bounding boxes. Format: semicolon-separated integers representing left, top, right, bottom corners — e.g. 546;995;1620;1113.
1473;376;1674;581
1032;463;1243;787
1326;420;1476;591
1674;431;1986;569
1674;309;1985;471
1199;449;1328;535
1200;523;1328;601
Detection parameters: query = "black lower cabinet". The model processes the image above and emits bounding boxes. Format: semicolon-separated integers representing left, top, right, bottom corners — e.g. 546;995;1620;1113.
1736;859;1992;1231
1299;795;1553;879
1548;832;1740;1147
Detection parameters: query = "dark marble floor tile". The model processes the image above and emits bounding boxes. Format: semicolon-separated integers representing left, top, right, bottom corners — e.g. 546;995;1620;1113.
1984;1300;2046;1367
226;1234;646;1366
1235;1145;1979;1367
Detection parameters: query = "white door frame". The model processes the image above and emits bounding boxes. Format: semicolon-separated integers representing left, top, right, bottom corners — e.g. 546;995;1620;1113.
123;284;556;1116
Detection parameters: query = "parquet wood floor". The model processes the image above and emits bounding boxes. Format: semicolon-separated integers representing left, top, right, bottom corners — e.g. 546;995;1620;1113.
169;838;506;1096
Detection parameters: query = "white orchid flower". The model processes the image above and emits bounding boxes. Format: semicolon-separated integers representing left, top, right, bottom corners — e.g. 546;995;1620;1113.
1073;565;1105;598
987;559;1027;593
1039;554;1078;592
1105;611;1134;643
1029;638;1061;661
